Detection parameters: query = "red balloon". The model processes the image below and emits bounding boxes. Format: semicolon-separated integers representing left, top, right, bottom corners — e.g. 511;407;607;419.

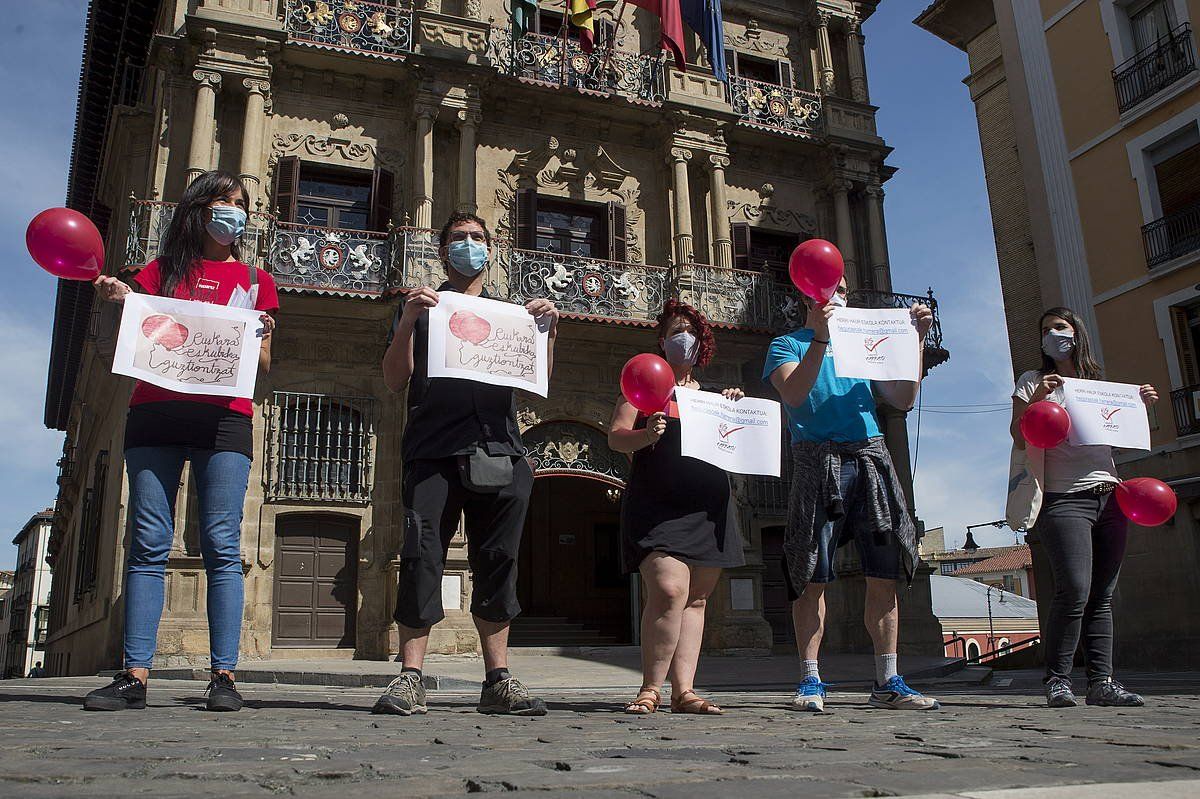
1115;478;1177;527
788;239;845;303
26;208;105;281
620;353;674;416
1020;401;1071;449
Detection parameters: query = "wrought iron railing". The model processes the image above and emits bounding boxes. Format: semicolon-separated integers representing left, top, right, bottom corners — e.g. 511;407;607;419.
489;27;666;104
1142;199;1200;268
850;288;945;352
270;221;395;295
283;0;414;60
508;247;670;320
1113;24;1196;113
266;391;376;502
672;263;806;330
728;76;823;137
1170;384;1200;437
124;200;270;272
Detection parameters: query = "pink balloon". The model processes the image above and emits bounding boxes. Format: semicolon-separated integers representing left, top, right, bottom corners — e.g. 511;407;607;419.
1020;401;1071;449
1115;478;1177;527
26;208;105;281
788;239;845;304
620;353;674;416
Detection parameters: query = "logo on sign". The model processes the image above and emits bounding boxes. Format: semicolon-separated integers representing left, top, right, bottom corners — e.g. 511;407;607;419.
716;423;744;453
863;336;889;363
1101;406;1121;431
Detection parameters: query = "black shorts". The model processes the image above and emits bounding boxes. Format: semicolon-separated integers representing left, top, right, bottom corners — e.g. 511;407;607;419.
394;456;533;629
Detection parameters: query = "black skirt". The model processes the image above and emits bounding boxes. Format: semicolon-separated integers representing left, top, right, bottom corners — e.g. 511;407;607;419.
620;409;745;573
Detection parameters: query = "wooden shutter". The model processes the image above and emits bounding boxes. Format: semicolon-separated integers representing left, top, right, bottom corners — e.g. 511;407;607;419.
597;20;616;48
732;222;751;270
725;49;738;77
369;167;395;232
607;201;628;262
1155;144;1200;217
273;156;300;222
515;188;539;251
777;58;794;89
1171;306;1200;386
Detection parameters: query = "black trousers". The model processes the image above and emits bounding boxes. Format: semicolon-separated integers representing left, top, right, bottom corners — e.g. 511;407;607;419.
1036;491;1128;681
394;457;532;629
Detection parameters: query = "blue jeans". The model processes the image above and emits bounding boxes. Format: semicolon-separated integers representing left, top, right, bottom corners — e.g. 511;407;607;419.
123;447;251;670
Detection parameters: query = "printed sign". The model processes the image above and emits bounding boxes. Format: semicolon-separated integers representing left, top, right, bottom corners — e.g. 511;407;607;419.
674;387;782;476
427;291;550;397
113;293;263;398
1061;378;1150;450
827;307;922;382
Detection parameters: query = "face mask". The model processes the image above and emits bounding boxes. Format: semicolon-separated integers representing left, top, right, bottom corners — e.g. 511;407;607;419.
447;238;488;276
1042;329;1075;359
663;331;698;365
828;293;847;308
205;205;246;246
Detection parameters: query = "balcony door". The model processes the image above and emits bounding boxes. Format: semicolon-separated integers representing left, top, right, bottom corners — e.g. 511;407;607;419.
515;190;628;263
732;223;805;281
1129;0;1175;53
273;157;394;233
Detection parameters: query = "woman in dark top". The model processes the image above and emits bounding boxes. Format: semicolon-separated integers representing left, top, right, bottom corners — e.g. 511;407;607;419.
83;171;279;713
609;300;745;715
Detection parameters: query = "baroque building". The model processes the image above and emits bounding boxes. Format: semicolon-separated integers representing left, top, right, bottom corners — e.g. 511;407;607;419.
43;0;949;673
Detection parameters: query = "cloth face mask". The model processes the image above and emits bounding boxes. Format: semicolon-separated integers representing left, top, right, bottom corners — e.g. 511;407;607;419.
206;206;247;246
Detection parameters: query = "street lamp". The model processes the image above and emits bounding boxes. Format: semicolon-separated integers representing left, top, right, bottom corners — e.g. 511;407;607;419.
965;519;1011;550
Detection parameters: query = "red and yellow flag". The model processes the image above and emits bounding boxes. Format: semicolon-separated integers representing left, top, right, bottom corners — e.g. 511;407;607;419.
570;0;597;52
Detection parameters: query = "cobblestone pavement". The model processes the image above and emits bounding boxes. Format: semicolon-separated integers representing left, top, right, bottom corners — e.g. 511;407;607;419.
1;677;1198;798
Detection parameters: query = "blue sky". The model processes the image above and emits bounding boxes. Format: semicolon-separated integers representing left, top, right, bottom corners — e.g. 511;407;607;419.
0;0;1017;567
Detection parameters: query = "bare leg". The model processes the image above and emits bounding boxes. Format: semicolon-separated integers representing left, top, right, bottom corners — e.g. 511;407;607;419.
397;623;432;671
666;566;722;699
792;583;827;661
475;617;511;672
637;553;692;693
864;577;899;655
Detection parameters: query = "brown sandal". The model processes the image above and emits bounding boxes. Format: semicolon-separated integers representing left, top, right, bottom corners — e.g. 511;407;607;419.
671;689;724;715
624;686;661;715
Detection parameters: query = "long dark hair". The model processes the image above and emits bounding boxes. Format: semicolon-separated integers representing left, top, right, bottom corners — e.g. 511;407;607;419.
157;171;248;297
1039;306;1103;379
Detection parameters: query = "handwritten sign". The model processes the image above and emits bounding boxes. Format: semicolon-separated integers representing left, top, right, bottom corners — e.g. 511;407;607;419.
113;293;262;398
427;291;550;397
1061;378;1150;450
674;387;782;476
827;307;921;381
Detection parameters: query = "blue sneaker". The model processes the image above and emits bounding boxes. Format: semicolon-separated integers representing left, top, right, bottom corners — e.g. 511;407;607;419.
868;675;940;710
789;676;829;712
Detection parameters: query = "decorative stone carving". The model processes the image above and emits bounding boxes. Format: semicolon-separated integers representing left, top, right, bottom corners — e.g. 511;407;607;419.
523;420;630;485
723;18;788;57
727;189;819;234
272;131;379;164
192;69;222;89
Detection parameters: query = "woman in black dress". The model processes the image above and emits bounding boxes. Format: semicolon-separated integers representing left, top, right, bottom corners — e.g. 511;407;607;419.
609;300;745;715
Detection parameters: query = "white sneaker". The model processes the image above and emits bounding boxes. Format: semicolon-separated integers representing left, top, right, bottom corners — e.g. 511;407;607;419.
789;676;828;712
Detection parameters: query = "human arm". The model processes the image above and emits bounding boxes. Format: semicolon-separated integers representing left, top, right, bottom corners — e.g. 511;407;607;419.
608;400;666;454
526;298;561;380
875;303;933;411
381;287;438;393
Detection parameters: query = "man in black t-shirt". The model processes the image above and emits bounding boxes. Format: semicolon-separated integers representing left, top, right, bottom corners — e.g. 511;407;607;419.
374;212;559;717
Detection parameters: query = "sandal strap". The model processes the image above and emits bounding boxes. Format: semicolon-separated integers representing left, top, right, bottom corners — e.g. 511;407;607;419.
625;686;661;713
672;690;721;713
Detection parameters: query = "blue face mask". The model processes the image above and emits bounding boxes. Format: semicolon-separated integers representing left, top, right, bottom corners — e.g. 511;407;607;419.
206;205;247;246
447;238;489;276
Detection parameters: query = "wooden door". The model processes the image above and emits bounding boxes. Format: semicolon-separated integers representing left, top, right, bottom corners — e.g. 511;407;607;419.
273;515;358;647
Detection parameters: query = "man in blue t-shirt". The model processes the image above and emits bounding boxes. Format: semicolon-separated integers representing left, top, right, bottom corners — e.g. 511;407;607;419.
763;277;938;712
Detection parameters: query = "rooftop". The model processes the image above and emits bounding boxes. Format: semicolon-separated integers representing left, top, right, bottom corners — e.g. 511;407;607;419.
955;545;1033;576
929;575;1039;620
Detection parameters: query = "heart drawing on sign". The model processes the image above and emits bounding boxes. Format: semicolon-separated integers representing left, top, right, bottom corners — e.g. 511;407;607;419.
449;310;492;345
140;314;190;351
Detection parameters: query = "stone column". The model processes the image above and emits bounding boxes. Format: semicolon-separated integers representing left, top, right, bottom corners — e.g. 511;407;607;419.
707;155;732;269
813;11;836;94
865;183;891;292
847;19;869;103
831;177;858;283
239;78;270;206
669;148;694;263
413;102;437;229
187;70;222;183
455;108;481;214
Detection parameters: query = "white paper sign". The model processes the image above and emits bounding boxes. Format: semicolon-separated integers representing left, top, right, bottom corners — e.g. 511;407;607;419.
427;291;550;397
674;387;782;476
113;293;262;398
828;307;922;382
1061;377;1150;450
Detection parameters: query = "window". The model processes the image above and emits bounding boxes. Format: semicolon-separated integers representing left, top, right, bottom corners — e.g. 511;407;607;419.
273;157;394;233
269;392;375;502
532;10;614;44
1150;125;1200;217
34;606;49;648
966;640;981;660
514;190;628;262
732;224;805;280
1129;0;1176;52
724;50;795;88
73;452;108;601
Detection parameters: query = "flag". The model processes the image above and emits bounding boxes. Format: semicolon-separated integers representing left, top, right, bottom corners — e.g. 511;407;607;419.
627;0;687;72
571;0;597;53
679;0;726;81
511;0;538;38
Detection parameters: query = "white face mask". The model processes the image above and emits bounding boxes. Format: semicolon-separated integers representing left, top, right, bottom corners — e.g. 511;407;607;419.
1042;329;1075;360
663;331;698;365
828;293;847;308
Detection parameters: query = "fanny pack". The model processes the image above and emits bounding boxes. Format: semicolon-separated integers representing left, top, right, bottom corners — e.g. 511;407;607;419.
457;447;515;493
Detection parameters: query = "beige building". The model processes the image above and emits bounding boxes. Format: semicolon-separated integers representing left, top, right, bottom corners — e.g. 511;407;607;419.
43;0;950;675
917;0;1200;667
4;512;54;678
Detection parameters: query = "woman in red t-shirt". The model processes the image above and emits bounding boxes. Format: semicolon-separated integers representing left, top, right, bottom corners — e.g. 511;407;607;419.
83;171;279;713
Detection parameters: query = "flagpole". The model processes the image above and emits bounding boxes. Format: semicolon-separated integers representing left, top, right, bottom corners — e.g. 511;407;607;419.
562;0;571;87
601;1;628;86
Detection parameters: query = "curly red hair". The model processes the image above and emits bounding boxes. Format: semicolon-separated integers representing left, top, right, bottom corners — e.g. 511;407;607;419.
655;299;716;368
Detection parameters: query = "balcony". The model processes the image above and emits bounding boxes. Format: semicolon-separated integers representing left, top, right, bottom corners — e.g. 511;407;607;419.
728;76;823;138
1142;199;1200;268
507;247;670;321
270;222;396;295
283;0;414;61
1112;24;1196;114
124;199;271;273
488;27;666;105
671;264;804;330
850;288;949;371
1171;384;1200;437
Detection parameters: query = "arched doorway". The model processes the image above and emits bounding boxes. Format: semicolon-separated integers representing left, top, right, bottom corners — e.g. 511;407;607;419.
514;421;632;645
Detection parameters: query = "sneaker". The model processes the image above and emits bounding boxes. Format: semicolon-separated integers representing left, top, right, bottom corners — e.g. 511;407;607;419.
1086;677;1144;707
477;676;547;716
1045;676;1077;708
83;671;147;711
789;676;829;712
205;671;243;712
372;672;427;716
868;675;940;710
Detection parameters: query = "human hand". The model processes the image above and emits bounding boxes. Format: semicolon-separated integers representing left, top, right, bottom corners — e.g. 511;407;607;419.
93;275;132;303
